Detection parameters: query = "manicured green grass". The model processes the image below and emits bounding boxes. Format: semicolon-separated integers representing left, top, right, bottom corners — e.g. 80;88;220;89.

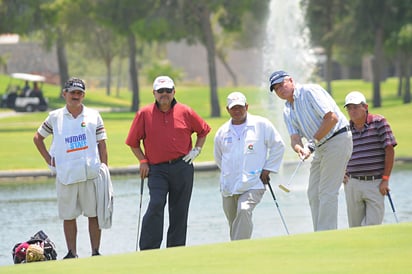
2;223;412;273
0;74;410;171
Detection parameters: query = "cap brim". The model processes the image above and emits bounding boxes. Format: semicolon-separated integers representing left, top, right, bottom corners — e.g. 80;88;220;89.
344;101;363;107
154;85;174;91
65;87;85;93
228;102;246;109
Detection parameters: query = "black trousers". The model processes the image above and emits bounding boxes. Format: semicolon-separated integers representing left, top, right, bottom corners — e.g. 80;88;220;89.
139;159;194;250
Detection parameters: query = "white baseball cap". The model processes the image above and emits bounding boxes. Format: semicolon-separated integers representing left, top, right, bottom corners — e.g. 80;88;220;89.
227;92;247;109
153;76;175;91
344;91;366;107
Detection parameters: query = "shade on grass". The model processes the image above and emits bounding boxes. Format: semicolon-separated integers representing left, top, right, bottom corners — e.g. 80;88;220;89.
3;223;411;273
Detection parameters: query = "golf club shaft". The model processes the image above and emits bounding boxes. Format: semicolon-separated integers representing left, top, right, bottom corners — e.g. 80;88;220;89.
268;182;290;235
136;178;144;251
387;192;399;223
279;159;304;192
285;159;304;187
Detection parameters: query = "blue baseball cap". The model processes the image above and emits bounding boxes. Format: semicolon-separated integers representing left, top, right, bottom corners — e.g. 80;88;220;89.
269;70;289;91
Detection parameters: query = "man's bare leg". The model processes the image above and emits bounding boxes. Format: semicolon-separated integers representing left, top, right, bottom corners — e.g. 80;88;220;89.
63;219;77;258
89;216;101;255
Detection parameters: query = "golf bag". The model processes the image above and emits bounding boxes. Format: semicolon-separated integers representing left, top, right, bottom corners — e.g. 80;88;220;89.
12;230;57;264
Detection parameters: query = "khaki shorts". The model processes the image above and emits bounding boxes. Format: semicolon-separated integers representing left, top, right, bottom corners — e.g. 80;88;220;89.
56;178;97;220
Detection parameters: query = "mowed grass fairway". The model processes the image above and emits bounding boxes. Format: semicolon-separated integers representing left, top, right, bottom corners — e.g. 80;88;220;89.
2;223;411;273
0;74;411;170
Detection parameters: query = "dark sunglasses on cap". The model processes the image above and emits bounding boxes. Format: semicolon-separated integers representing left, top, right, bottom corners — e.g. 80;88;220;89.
156;88;173;94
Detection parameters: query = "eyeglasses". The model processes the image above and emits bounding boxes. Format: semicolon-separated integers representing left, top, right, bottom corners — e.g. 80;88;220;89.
156;88;173;94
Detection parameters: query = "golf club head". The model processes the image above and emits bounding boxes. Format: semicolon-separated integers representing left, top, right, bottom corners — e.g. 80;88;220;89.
278;184;290;193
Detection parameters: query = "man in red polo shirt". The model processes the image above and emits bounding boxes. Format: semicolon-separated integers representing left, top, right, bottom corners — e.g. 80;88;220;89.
126;75;211;250
343;91;397;227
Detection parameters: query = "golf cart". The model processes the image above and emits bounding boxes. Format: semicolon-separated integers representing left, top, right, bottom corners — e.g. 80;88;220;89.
1;73;48;112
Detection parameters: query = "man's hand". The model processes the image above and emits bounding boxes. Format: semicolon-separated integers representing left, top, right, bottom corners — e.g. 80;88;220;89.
260;170;271;184
183;147;202;164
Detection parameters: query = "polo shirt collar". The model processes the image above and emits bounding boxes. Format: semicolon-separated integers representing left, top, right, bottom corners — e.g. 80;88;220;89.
155;98;177;110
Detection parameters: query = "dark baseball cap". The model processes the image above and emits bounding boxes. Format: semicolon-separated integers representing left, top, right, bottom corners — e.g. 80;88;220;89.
63;77;86;93
269;70;289;91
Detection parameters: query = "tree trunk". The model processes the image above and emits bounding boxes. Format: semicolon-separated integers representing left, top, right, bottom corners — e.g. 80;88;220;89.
216;51;238;86
199;5;220;117
128;31;139;112
372;28;383;108
396;56;403;97
56;27;69;93
116;56;123;98
106;60;112;96
404;60;411;104
325;46;333;95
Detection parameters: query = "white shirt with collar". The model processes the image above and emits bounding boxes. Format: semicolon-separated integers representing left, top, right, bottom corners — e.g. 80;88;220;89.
214;113;285;197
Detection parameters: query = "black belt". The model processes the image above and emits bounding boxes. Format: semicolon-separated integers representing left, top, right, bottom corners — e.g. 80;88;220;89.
157;156;184;165
319;126;349;147
329;126;350;140
350;175;382;181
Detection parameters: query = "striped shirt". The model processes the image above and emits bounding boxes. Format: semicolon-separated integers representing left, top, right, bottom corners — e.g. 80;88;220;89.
346;113;397;176
283;83;349;143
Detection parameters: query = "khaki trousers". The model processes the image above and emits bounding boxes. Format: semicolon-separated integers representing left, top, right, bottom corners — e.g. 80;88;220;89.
344;178;385;227
222;189;265;240
307;131;353;231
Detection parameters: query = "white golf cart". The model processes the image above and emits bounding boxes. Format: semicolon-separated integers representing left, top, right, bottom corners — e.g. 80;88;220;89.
1;73;48;112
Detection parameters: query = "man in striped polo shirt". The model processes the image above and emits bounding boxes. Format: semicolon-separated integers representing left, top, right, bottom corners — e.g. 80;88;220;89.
343;91;397;227
268;70;353;231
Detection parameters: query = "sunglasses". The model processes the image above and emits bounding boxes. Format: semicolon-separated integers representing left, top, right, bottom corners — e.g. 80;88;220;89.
156;88;173;94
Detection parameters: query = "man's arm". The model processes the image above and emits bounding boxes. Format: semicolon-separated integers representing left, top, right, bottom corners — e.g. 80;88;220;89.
313;111;338;141
194;136;207;150
33;132;53;166
98;140;108;166
380;145;395;195
130;143;149;179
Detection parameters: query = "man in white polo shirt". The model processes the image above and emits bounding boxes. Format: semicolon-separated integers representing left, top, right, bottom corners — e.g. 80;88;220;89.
33;77;108;259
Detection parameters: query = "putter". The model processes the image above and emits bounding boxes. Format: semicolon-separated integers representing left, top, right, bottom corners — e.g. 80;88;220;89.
387;191;399;223
136;177;145;251
279;159;304;193
267;182;290;235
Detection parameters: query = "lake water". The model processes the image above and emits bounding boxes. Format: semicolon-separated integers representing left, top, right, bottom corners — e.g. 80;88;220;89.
0;163;411;266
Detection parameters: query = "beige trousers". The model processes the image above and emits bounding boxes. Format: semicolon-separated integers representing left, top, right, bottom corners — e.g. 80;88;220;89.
307;131;353;231
222;189;265;240
344;178;385;227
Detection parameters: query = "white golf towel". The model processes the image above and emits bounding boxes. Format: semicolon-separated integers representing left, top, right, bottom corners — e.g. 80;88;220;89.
95;163;114;229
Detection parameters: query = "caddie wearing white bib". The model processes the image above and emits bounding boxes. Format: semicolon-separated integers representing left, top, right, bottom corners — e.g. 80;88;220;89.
33;77;108;259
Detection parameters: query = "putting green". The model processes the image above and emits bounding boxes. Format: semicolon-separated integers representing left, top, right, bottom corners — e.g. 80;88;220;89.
3;222;411;273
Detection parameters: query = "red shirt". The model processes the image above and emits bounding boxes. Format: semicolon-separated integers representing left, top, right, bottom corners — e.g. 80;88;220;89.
125;100;211;164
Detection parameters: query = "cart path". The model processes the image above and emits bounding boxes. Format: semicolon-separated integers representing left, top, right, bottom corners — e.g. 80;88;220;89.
0;110;26;119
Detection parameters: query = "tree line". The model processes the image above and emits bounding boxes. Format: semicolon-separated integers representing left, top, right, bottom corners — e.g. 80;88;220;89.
0;0;269;115
0;0;410;116
304;0;412;106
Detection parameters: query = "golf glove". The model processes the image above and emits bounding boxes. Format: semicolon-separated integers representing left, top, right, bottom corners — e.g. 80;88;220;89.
305;141;316;153
183;147;202;164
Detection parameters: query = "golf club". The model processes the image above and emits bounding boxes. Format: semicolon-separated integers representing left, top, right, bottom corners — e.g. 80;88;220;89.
136;177;144;251
267;182;290;235
387;191;399;223
279;158;304;193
